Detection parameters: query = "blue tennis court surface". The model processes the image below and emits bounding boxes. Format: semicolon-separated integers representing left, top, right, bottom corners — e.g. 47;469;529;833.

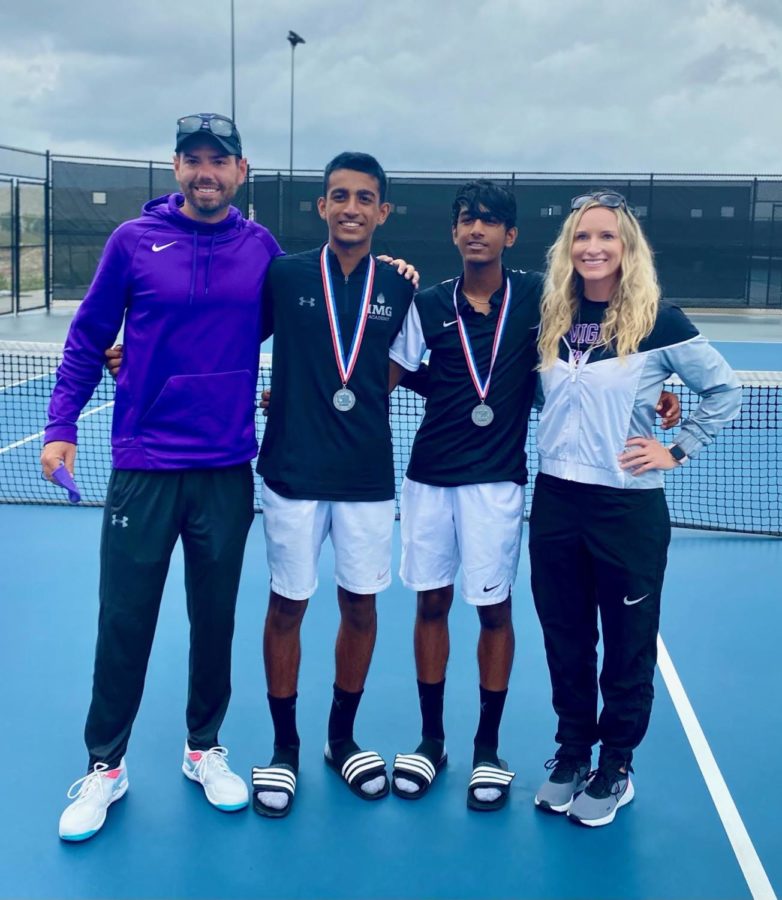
1;327;779;899
711;341;782;372
1;505;779;900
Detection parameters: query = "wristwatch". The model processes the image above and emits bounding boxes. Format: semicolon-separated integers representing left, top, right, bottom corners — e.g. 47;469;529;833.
667;444;688;465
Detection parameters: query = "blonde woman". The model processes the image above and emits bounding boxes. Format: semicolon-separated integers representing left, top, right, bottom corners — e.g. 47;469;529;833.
530;192;741;827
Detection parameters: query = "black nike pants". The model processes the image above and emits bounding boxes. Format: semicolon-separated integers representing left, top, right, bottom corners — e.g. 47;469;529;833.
84;465;255;769
529;473;670;767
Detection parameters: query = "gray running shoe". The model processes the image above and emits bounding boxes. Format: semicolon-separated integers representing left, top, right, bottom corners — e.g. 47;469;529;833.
534;757;591;814
568;765;634;827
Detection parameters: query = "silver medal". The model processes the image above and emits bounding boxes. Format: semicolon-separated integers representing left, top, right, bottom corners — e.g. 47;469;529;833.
322;246;374;417
471;403;494;427
333;387;356;412
470;403;494;428
453;277;511;433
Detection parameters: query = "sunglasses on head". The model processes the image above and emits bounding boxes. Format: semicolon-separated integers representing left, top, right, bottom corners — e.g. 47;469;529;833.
176;113;236;139
570;191;629;212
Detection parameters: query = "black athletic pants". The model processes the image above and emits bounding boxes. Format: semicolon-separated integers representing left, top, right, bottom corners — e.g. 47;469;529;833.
84;465;255;769
529;473;670;766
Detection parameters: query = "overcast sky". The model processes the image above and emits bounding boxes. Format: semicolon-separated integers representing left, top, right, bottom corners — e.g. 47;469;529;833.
2;0;781;175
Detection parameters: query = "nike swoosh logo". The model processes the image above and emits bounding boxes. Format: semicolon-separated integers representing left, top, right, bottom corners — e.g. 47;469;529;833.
483;582;502;593
623;593;650;606
152;241;177;252
443;319;458;327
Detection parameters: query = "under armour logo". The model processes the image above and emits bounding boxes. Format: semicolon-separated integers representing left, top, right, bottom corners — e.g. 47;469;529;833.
299;297;316;307
112;514;129;527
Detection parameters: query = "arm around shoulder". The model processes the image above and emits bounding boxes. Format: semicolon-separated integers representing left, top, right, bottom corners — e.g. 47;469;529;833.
389;299;427;375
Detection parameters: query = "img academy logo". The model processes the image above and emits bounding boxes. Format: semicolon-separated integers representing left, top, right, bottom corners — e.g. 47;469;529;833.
368;292;392;321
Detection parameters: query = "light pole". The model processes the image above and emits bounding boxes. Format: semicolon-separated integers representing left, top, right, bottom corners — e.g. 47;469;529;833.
229;0;236;120
287;30;305;177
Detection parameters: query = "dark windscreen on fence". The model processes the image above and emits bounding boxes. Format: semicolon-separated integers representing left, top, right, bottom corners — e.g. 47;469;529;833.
51;158;248;300
41;157;781;307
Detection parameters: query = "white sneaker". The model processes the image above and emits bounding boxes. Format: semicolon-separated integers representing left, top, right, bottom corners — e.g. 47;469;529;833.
182;744;248;811
59;759;129;842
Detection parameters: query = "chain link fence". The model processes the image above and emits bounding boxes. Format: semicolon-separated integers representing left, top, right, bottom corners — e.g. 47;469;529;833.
1;145;781;310
254;169;782;309
0;145;48;314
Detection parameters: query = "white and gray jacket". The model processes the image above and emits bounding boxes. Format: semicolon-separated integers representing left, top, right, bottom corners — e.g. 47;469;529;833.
536;303;742;490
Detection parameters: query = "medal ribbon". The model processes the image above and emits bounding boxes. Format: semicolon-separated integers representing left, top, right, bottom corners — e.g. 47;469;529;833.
321;245;375;386
452;276;512;403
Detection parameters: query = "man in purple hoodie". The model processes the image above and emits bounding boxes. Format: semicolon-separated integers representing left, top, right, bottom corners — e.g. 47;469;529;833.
41;113;282;842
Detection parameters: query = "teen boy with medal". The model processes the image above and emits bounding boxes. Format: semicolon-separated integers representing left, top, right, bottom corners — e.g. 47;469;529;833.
387;180;541;811
251;152;416;816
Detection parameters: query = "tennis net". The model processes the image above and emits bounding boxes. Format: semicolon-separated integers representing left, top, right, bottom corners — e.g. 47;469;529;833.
1;341;779;536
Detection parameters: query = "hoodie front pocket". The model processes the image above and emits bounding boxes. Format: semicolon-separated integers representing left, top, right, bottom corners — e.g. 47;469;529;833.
139;370;256;450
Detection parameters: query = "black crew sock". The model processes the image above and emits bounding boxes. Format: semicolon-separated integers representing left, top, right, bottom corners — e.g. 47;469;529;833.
268;692;300;770
327;684;363;755
473;685;508;767
414;679;445;763
418;678;445;742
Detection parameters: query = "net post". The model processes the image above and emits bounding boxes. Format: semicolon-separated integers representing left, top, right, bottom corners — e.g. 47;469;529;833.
647;172;655;222
277;171;283;239
12;180;20;315
744;177;757;309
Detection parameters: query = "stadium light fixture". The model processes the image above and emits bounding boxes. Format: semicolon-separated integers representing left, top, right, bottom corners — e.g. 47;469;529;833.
287;30;306;177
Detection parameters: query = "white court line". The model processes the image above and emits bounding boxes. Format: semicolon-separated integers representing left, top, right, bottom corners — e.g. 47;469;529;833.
657;635;777;900
0;401;114;455
0;370;58;392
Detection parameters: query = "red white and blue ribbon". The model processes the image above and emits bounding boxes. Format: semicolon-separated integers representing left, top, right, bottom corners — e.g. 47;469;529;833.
320;245;375;387
452;276;512;403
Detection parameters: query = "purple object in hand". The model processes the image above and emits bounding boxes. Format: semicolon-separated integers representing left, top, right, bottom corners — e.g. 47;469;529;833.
48;463;82;504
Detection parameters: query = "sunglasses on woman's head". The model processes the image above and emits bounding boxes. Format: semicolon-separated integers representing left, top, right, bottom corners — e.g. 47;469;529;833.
570;191;628;212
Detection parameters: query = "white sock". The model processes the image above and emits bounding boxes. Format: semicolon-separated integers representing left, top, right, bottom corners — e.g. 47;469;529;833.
394;776;420;794
256;790;289;811
360;775;386;796
474;787;501;803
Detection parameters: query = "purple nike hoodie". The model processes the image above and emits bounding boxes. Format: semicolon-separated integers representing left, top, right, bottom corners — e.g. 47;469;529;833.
45;193;281;469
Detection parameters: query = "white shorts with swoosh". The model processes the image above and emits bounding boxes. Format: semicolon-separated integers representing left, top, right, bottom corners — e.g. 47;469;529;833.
261;483;395;600
400;478;525;606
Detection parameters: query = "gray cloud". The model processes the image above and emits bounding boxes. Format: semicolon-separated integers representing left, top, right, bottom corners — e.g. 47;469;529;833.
1;0;781;174
731;0;782;26
683;44;780;86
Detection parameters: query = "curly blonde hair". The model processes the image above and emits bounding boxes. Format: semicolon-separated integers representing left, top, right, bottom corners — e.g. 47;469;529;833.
537;200;660;370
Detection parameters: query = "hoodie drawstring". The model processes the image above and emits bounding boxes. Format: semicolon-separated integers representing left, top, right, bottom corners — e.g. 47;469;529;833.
188;232;198;305
204;234;216;296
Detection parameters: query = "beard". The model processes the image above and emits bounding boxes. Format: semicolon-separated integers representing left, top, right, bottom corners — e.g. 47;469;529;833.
183;181;234;219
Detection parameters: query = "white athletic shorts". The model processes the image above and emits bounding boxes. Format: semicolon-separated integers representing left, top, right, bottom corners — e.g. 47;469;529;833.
261;482;395;601
400;477;525;606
